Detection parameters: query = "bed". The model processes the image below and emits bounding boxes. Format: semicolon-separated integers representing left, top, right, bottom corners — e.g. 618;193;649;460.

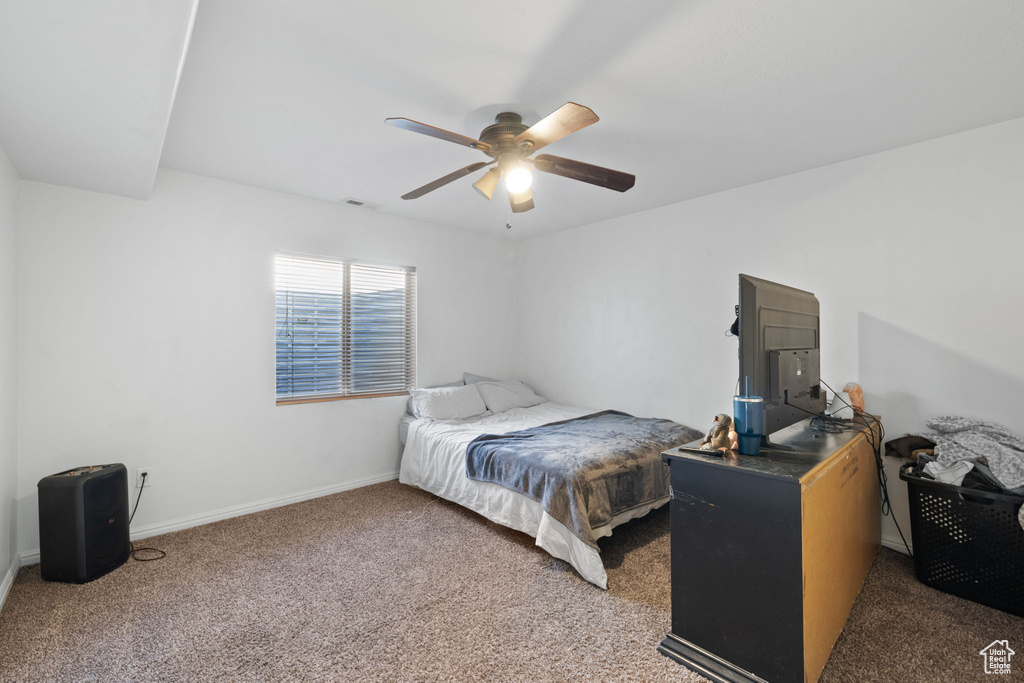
399;392;699;589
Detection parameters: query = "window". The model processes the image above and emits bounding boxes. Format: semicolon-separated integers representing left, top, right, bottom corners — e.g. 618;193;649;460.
275;252;416;404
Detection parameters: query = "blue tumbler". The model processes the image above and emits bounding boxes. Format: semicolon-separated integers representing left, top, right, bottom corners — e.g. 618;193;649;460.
733;395;765;456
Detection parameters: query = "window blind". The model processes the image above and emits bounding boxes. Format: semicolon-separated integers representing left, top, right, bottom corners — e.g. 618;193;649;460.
275;253;416;402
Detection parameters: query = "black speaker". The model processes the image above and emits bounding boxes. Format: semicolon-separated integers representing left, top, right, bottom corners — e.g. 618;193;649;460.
38;463;131;583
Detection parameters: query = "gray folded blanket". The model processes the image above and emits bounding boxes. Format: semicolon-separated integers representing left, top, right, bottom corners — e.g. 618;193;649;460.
465;410;701;548
923;416;1024;490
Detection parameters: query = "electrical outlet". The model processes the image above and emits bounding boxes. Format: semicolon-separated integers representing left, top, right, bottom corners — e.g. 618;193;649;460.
136;467;153;489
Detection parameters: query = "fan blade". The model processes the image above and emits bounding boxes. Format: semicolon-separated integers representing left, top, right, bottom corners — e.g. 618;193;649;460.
509;188;535;213
514;103;598;152
401;162;491;200
532;154;635;192
386;117;493;151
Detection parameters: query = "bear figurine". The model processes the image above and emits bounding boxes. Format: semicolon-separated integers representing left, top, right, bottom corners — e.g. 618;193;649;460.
700;413;735;452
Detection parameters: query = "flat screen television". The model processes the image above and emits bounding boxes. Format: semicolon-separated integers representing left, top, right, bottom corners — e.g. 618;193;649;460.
737;274;826;446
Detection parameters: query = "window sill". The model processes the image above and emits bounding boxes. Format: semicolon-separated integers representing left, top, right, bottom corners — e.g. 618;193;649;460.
276;391;409;406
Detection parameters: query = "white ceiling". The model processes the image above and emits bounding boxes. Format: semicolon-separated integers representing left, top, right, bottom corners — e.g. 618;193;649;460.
3;1;1023;238
0;0;198;199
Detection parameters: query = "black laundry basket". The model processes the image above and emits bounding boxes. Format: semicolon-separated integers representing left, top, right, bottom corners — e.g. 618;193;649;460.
900;463;1024;617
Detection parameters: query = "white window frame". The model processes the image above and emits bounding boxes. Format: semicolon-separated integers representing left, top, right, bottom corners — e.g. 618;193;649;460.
274;251;416;405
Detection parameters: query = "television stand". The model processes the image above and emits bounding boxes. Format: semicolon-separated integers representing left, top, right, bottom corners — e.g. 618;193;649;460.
659;417;881;683
759;434;794;451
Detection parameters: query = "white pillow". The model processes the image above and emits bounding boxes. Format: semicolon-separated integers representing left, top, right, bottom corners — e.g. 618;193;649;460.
407;379;463;414
463;372;499;384
475;381;545;413
409;384;487;420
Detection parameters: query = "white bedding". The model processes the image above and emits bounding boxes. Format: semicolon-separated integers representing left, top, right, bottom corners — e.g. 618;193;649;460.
398;413;417;445
398;402;669;589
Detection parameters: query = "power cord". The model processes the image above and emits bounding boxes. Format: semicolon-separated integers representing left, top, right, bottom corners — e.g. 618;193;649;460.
782;395;848;434
819;379;913;558
128;472;167;562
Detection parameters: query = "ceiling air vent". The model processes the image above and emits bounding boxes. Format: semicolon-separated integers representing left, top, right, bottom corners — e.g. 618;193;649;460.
342;197;382;210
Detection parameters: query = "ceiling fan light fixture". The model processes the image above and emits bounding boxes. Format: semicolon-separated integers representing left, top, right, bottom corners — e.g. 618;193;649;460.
509;187;535;213
472;167;500;200
510;187;532;203
498;152;533;194
504;165;533;194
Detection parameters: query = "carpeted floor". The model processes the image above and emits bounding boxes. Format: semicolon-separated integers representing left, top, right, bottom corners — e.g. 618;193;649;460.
0;480;1021;681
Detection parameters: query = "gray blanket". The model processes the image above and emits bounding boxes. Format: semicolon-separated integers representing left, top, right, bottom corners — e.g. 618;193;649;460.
922;416;1024;490
465;410;701;548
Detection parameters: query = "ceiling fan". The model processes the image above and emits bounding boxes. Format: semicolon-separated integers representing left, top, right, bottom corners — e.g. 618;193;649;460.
385;102;635;213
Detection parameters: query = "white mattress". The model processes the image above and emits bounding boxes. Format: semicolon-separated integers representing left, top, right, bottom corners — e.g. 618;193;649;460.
398;402;668;589
399;413;417;445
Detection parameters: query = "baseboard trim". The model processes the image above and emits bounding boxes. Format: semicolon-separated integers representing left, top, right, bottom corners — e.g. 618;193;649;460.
0;555;19;614
881;532;913;556
18;470;400;567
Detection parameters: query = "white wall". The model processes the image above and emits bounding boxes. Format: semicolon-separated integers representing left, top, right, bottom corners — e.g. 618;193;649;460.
518;117;1024;549
0;145;18;581
16;169;518;556
10;118;1024;560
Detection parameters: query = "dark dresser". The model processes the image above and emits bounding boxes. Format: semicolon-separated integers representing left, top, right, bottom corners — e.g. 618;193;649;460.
659;419;881;683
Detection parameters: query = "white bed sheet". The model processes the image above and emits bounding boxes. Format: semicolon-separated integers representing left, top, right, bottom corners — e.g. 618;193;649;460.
398;402;669;589
398;413;417;445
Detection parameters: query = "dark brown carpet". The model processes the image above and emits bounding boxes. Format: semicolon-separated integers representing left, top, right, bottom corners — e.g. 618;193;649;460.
0;480;1020;681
